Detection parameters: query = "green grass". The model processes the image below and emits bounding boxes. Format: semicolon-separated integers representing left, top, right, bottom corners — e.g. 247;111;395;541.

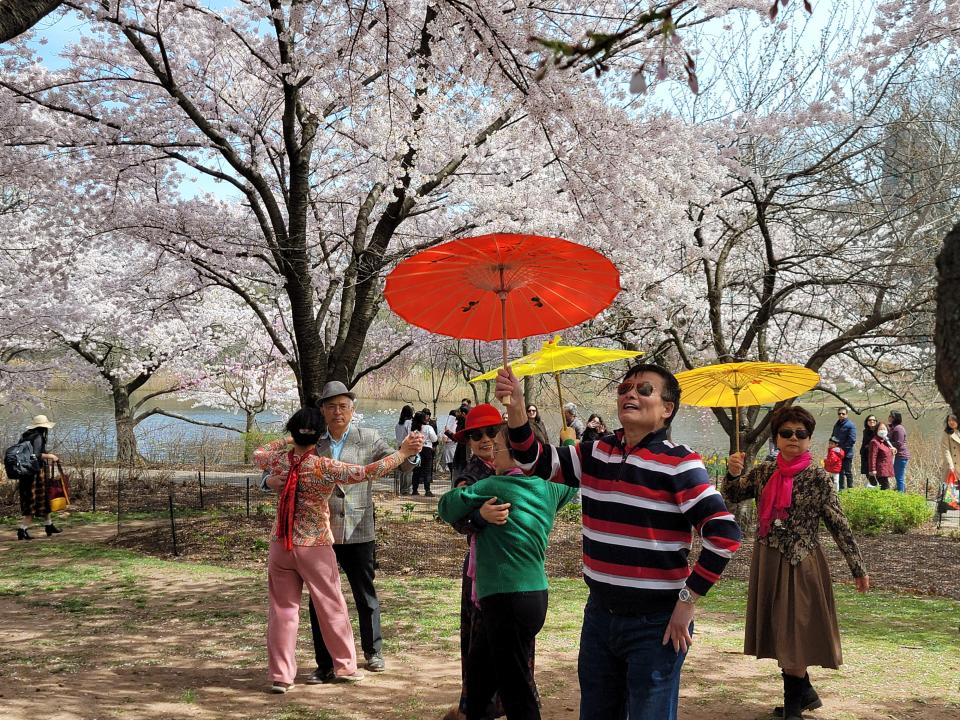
2;521;958;716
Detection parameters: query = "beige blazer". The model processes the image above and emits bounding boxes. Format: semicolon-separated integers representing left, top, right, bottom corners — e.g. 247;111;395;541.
943;431;960;478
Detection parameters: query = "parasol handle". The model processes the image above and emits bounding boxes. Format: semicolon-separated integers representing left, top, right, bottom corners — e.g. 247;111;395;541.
499;291;511;406
734;391;741;455
555;373;568;431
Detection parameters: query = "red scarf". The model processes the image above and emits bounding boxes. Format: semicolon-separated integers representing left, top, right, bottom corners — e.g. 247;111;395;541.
276;447;315;551
757;450;811;538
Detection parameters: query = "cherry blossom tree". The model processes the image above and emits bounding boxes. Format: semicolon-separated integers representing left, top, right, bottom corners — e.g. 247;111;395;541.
0;0;730;408
598;10;960;458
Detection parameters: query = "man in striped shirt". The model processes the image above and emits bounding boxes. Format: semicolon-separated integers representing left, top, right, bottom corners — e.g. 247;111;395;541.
495;363;742;720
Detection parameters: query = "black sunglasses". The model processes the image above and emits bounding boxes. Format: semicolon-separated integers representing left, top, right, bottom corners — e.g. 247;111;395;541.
777;428;810;440
467;426;501;442
617;380;655;397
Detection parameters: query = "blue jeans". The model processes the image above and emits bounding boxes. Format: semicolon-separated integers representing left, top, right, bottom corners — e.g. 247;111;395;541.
894;456;908;492
578;598;690;720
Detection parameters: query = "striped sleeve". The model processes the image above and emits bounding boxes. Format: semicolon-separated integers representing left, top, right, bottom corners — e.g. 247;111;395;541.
673;454;743;596
508;422;583;488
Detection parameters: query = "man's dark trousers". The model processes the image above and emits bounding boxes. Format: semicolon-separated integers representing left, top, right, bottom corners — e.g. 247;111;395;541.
310;540;381;671
841;450;855;489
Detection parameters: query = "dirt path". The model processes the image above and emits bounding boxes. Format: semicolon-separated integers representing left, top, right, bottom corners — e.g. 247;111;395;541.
1;525;957;720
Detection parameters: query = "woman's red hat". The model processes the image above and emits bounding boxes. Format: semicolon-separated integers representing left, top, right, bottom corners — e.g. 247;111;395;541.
453;403;503;442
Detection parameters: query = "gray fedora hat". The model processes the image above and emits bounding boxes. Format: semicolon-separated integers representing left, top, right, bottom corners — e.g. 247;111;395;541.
319;380;356;403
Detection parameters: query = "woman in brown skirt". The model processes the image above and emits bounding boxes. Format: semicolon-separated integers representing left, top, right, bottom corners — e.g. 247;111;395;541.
724;405;869;720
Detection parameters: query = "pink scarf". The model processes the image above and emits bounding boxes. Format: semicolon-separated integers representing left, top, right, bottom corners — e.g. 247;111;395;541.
757;450;811;538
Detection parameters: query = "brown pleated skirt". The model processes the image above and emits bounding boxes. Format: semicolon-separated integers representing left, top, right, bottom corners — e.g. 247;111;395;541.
744;542;843;669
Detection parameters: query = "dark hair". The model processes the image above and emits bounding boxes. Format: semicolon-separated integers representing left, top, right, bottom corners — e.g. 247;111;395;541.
888;410;903;426
421;408;431;417
623;363;681;425
769;405;816;436
398;405;414;424
411;411;425;432
863;415;877;431
946;414;958;434
285;407;324;447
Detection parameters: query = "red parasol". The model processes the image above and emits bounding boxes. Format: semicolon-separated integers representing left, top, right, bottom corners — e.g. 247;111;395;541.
385;233;621;401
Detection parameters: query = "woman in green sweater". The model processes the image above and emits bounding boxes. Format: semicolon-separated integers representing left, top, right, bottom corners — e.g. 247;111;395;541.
438;427;576;720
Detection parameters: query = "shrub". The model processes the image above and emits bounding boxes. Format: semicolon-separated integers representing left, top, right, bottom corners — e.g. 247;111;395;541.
839;488;931;535
556;501;582;523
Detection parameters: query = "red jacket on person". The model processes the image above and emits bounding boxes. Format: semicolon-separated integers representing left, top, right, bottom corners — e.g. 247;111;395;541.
868;437;895;477
824;446;844;473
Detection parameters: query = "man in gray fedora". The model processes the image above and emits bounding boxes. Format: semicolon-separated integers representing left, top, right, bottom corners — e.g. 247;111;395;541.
305;380;419;679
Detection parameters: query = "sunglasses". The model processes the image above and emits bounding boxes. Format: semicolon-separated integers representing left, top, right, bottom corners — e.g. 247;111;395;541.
777;428;810;440
527;408;537;413
467;426;501;442
617;381;656;397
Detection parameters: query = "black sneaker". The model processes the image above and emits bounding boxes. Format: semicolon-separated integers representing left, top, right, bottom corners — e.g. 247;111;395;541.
17;528;33;541
424;491;434;497
45;524;62;536
306;669;336;685
365;652;386;672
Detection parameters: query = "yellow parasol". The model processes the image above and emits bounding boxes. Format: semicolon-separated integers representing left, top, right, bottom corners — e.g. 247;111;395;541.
470;336;643;432
674;361;820;453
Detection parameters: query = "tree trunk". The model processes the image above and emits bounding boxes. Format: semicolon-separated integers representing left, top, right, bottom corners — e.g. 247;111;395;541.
0;0;61;43
936;222;960;416
111;384;141;467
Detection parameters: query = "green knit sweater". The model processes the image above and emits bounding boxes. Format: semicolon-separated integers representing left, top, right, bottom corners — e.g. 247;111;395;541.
438;471;577;599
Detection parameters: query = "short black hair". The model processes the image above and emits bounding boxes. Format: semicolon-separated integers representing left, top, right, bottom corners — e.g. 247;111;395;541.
623;363;681;425
945;414;957;434
770;405;816;436
286;407;324;446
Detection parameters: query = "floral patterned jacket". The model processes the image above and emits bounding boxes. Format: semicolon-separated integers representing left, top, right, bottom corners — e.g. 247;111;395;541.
254;438;404;547
723;461;866;578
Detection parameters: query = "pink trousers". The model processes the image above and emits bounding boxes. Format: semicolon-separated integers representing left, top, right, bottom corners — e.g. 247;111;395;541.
267;541;357;683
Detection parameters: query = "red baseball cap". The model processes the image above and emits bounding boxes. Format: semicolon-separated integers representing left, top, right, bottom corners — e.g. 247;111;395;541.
453;403;503;442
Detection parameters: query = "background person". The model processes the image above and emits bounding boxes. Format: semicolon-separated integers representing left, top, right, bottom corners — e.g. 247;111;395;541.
561;402;585;441
943;414;960;482
831;407;857;490
868;423;895;490
725;406;869;720
580;413;606;443
411;410;438;496
14;415;62;540
858;415;879;486
255;407;422;692
438;427;577;720
887;411;910;492
824;436;844;492
395;405;415;495
525;404;549;445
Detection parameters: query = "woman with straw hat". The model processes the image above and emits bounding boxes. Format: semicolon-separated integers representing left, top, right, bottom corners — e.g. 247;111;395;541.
14;415;61;540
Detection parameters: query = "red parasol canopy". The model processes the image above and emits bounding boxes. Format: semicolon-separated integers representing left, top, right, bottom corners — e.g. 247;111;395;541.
384;233;620;342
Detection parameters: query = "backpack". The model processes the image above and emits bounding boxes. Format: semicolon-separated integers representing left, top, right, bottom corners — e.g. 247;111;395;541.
4;439;40;480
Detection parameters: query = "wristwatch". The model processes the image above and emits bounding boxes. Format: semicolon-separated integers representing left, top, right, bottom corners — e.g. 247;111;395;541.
678;587;697;604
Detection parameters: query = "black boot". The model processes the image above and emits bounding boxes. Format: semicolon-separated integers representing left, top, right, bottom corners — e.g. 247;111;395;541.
774;673;822;717
17;528;34;540
45;523;62;536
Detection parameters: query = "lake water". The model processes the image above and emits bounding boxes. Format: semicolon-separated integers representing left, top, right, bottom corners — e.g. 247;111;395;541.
3;390;951;466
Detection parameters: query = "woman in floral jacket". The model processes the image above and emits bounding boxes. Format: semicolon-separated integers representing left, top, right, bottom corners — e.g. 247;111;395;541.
254;407;421;693
725;405;870;720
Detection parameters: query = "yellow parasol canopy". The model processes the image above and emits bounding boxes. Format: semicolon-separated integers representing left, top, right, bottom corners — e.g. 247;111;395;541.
470;336;643;435
470;336;643;382
675;361;820;452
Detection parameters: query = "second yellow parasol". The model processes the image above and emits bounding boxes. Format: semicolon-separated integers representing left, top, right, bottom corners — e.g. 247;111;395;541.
675;361;821;453
470;336;643;432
